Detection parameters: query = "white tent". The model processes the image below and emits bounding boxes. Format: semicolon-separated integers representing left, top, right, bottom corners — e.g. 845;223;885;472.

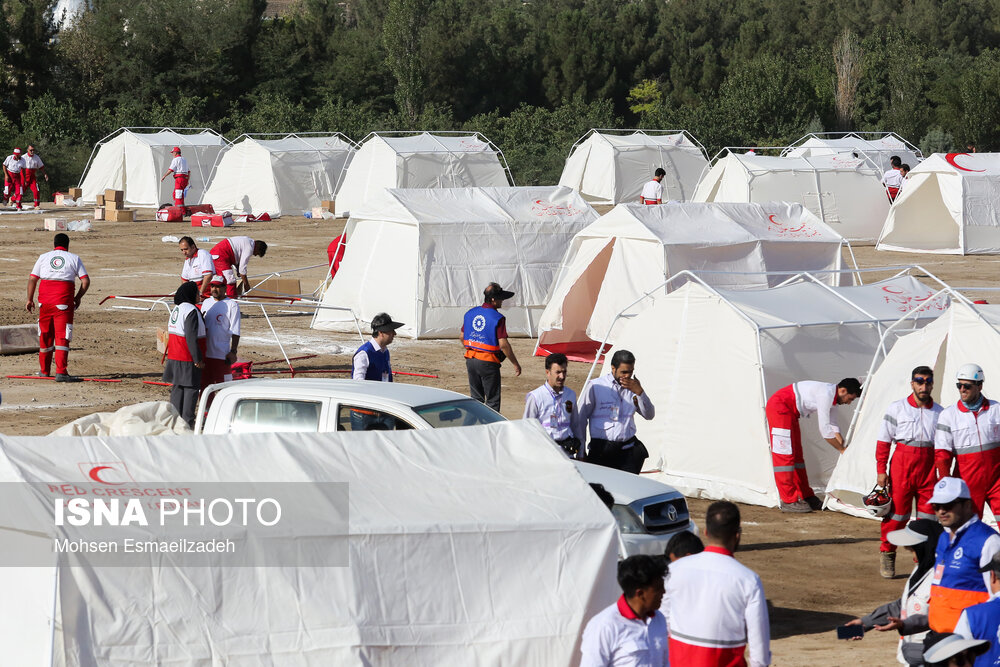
600;274;948;507
877;153;1000;255
534;201;848;362
693;151;890;241
784;132;922;174
78;127;226;207
828;300;1000;515
201;133;357;216
334;132;514;216
557;129;709;204
0;420;618;665
313;186;599;338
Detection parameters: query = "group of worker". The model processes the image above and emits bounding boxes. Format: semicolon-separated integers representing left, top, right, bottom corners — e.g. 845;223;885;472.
4;145;49;209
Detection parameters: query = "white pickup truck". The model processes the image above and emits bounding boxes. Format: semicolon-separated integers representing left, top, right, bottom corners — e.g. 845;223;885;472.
195;378;697;556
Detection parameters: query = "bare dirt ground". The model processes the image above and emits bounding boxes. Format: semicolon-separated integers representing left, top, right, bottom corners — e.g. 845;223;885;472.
0;204;997;664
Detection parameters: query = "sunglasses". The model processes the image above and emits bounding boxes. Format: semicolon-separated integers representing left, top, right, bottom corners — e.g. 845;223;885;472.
912;376;933;385
957;382;979;390
933;500;961;511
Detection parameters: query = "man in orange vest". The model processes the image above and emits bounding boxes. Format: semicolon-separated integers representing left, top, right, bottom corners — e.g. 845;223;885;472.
461;282;521;412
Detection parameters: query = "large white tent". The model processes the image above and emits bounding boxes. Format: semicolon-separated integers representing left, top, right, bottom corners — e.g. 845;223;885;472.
0;420;618;665
876;152;1000;255
313;186;599;338
557;129;709;204
784;132;922;173
333;132;514;216
693;151;890;241
201;133;357;216
600;274;948;507
828;299;1000;515
78;127;226;207
534;201;849;362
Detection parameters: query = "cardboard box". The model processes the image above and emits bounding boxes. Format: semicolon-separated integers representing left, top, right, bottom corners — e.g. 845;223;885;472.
106;199;122;211
53;193;65;206
107;208;134;222
253;276;301;296
93;207;106;221
96;194;105;206
311;207;325;219
68;187;83;199
156;328;168;354
104;189;124;203
320;200;335;212
0;323;39;355
44;217;68;231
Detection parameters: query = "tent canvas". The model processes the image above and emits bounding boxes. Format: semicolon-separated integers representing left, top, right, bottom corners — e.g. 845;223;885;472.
78;128;226;207
201;133;357;216
600;275;948;507
694;152;890;241
334;132;514;217
534;201;847;362
784;132;922;174
828;301;1000;515
0;420;618;665
558;129;709;204
877;153;1000;255
313;186;599;338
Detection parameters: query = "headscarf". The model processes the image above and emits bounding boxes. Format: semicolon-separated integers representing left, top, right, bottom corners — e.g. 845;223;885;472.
174;281;198;306
906;518;944;595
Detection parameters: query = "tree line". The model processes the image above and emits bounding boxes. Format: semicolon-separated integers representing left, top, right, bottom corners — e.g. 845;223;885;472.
2;0;998;194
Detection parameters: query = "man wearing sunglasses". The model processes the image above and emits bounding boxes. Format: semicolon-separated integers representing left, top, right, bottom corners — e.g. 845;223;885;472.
935;364;1000;519
875;366;944;578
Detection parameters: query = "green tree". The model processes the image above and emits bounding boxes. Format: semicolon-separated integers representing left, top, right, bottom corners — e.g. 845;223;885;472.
383;0;429;121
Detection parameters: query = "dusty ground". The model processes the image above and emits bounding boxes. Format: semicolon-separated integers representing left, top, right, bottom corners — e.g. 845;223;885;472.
0;204;997;664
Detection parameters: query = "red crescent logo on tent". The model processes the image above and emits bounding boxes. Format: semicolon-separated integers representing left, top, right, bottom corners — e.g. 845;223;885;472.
945;153;985;172
89;466;125;485
768;214;777;224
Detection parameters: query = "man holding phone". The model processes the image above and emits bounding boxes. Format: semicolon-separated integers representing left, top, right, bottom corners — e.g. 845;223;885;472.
578;349;655;473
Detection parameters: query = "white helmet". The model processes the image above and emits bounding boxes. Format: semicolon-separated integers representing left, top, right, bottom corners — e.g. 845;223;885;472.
863;485;892;518
957;363;985;383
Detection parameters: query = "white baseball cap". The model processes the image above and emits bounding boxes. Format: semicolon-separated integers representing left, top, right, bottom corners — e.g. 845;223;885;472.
929;477;972;505
923;633;989;663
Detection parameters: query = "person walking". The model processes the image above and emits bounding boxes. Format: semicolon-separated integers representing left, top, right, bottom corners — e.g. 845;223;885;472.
523;352;583;457
640;168;666;205
160;146;190;207
210;236;267;298
875;366;944;578
200;276;241;388
578;349;655;473
179;236;214;299
353;313;403;382
20;145;48;209
935;364;1000;519
765;378;862;513
883;155;904;201
3;147;24;209
461;282;521;411
25;233;89;381
163;281;206;428
662;500;771;667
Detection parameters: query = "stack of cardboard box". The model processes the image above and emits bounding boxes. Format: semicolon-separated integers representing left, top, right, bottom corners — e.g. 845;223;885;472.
102;189;134;222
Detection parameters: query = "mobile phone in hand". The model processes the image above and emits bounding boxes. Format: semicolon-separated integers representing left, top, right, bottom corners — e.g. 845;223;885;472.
836;625;864;640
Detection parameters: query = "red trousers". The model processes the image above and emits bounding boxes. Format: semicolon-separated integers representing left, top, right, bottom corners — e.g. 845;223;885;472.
5;172;21;203
881;446;936;552
953;451;1000;519
38;303;74;375
173;173;190;206
200;357;230;389
22;170;39;205
211;241;238;298
766;385;814;503
886;186;899;201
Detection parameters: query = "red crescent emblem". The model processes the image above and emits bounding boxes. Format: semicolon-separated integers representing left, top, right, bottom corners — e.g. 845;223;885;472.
768;214;777;224
89;465;125;485
945;153;985;172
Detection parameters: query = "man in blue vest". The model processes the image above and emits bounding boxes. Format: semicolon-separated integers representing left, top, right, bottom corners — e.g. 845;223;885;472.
462;282;522;412
353;312;403;382
956;551;1000;666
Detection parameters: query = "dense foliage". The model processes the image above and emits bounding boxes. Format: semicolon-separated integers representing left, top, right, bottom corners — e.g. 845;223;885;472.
1;0;997;194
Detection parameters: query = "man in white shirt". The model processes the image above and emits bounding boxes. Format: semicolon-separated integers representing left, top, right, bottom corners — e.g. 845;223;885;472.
578;349;655;473
210;236;267;297
765;378;861;512
3;147;24;208
663;500;771;667
882;155;903;201
178;236;214;299
200;276;241;388
639;168;666;205
21;145;47;209
581;554;668;667
160;146;190;206
523;352;583;457
353;313;403;382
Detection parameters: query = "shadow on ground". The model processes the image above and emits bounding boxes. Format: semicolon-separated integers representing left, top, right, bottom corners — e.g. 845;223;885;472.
743;536;880;552
769;604;856;639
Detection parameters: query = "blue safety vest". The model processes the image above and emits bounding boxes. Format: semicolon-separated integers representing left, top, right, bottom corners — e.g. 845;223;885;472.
462;306;504;363
354;340;392;382
964;596;1000;666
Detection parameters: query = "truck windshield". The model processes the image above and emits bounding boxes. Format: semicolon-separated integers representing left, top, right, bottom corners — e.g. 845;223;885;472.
414;400;506;429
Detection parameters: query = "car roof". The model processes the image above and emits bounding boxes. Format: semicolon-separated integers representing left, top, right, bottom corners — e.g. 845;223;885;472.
212;378;473;407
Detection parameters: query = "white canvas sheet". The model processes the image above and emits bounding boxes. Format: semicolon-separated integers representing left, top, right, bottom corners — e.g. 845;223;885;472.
0;419;618;665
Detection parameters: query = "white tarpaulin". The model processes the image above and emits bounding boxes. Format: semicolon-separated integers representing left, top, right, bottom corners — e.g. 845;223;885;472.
694;152;890;241
334;132;513;216
784;132;922;174
201;134;357;216
313;186;599;338
877;153;1000;255
0;419;618;666
78;128;226;207
601;275;948;507
828;302;1000;514
48;401;191;436
558;129;709;204
534;201;846;362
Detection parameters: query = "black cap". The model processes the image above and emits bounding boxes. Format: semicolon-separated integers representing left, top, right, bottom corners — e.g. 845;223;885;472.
484;282;515;301
371;313;404;333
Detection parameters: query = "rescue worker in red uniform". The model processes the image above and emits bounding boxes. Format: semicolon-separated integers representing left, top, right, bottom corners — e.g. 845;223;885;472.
160;146;190;207
210;236;267;298
20;145;48;209
25;233;90;382
3;147;24;208
874;365;943;579
935;363;1000;519
163;281;206;428
765;378;862;513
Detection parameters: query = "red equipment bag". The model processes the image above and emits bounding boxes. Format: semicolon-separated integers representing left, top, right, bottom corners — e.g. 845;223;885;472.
185;204;215;216
191;212;234;227
156;205;185;222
